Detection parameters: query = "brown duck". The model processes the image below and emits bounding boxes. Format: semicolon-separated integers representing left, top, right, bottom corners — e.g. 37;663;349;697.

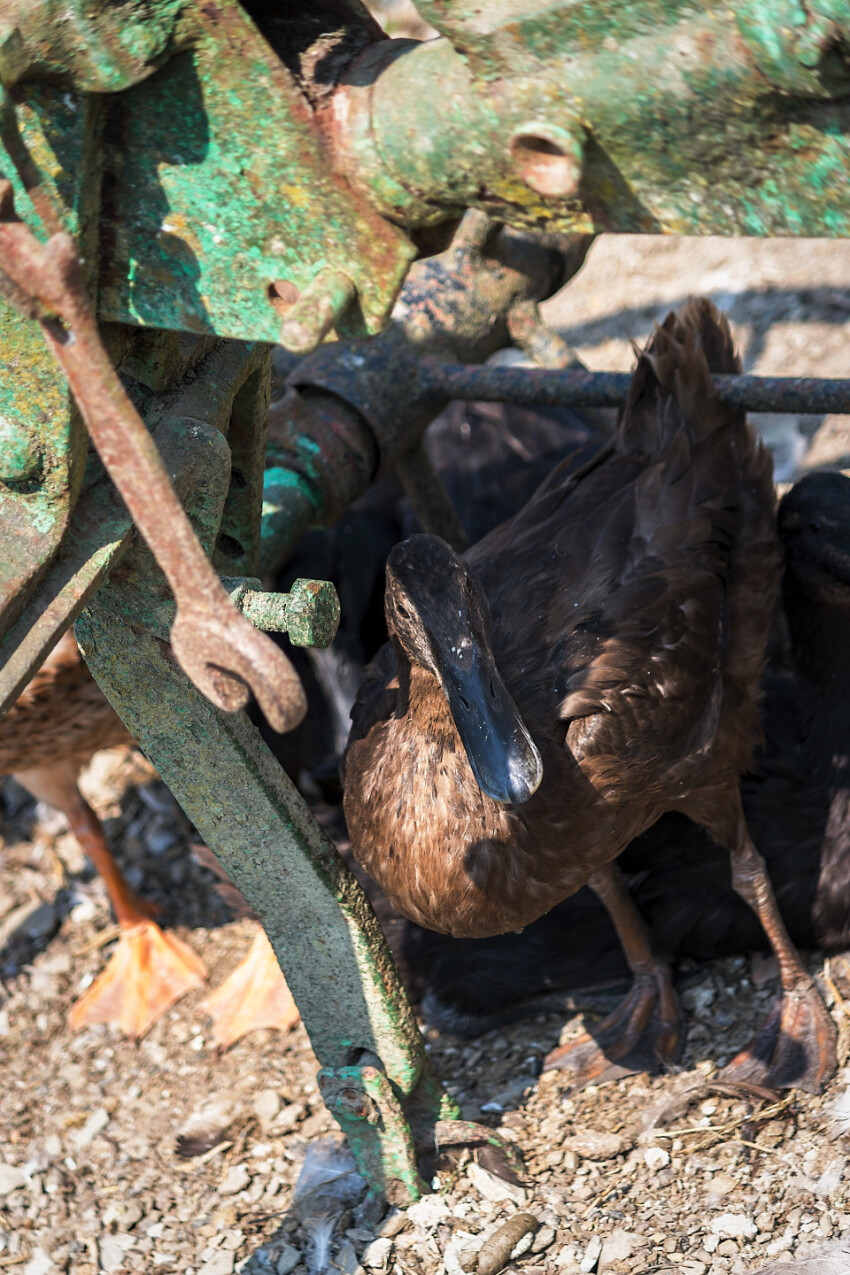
0;632;296;1044
343;299;837;1094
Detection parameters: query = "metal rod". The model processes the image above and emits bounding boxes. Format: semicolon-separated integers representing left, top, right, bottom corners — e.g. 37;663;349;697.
418;360;850;415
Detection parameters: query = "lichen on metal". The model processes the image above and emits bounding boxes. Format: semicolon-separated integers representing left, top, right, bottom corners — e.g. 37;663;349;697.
335;2;850;236
96;1;416;347
0;0;191;92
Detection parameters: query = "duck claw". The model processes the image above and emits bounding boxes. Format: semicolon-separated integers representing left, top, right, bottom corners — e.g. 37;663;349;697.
720;983;837;1095
198;929;299;1052
542;968;683;1094
68;919;207;1040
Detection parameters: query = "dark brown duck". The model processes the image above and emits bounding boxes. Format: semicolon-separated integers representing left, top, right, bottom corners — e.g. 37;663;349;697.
342;299;837;1093
401;470;850;1039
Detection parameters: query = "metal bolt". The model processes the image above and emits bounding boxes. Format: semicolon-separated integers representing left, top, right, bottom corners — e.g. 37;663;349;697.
222;576;340;648
0;413;41;483
328;1086;381;1124
278;268;357;355
509;125;583;199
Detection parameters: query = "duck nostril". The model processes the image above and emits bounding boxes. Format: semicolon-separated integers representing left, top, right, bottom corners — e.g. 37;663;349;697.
458;694;471;711
489;680;497;699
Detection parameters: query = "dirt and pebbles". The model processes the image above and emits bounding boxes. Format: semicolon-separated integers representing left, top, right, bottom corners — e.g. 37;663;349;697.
3;224;850;1275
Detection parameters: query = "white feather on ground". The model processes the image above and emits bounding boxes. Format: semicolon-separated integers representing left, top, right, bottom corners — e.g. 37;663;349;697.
749;1243;850;1274
292;1138;367;1275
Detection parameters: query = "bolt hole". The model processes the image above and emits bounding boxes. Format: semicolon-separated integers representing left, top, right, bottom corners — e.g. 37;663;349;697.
215;532;244;560
510;132;580;198
267;279;300;315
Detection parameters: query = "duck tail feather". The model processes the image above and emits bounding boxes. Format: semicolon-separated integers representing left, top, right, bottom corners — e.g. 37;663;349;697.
619;298;742;453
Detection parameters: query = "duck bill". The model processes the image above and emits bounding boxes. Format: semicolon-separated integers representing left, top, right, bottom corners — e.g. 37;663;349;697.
440;650;543;805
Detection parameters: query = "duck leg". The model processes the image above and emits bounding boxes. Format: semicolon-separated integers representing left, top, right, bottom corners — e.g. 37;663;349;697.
543;861;682;1090
198;927;299;1051
706;801;836;1094
15;762;206;1040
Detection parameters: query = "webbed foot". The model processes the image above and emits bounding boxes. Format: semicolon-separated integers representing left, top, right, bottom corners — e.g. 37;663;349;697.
543;966;683;1093
720;981;836;1095
199;928;299;1052
69;919;207;1039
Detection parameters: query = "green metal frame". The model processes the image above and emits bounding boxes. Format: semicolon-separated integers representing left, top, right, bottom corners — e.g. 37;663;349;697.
3;0;850;1204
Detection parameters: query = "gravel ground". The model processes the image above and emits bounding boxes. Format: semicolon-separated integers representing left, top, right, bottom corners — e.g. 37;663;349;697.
2;235;850;1275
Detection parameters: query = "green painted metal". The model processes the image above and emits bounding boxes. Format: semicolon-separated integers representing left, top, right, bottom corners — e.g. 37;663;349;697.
5;0;850;1207
336;3;850;237
0;0;191;93
95;2;416;348
0;85;101;657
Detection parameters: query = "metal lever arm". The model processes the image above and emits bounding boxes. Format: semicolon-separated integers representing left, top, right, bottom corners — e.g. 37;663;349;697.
0;182;306;732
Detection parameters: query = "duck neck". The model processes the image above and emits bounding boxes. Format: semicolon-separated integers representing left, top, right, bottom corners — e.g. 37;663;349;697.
784;574;850;782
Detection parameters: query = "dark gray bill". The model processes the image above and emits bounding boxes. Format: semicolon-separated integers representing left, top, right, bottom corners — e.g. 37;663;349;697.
440;648;543;805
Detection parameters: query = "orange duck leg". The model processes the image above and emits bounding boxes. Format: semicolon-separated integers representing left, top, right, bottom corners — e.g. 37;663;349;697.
199;928;299;1052
16;760;207;1040
543;862;683;1089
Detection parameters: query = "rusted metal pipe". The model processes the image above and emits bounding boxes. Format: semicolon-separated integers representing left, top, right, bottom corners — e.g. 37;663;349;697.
417;361;850;415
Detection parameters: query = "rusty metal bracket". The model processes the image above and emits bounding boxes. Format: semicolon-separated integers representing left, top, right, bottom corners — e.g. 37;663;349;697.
260;216;592;573
0;184;306;732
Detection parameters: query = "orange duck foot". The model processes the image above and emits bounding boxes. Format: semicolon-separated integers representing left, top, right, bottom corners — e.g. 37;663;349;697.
720;982;837;1095
68;920;207;1040
542;967;683;1093
199;929;300;1052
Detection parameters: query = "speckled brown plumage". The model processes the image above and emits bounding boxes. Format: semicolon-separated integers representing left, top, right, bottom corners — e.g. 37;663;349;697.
344;300;836;1092
0;631;131;778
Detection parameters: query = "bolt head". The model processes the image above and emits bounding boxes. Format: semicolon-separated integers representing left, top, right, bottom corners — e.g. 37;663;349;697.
286;578;341;648
0;413;41;483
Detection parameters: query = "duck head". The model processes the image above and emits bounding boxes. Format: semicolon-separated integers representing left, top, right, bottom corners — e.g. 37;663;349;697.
779;471;850;603
385;534;543;805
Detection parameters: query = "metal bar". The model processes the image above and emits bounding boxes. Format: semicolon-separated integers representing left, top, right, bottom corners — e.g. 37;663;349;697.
395;441;469;553
417;361;850;415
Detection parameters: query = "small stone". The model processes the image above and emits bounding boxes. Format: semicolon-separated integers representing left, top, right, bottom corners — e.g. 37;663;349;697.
377;1210;408;1238
198;1254;235;1275
532;1226;556;1253
716;1239;739;1257
406;1196;452;1228
467;1162;527;1205
334;1240;364;1275
644;1147;671;1172
680;1262;707;1275
275;1102;305;1133
219;1165;251;1196
749;952;779;987
710;1215;757;1240
0;1164;26;1195
69;1108;110;1149
122;1201;144;1229
44;1135;62;1159
23;1250;55;1275
361;1237;392;1269
19;901;59;941
580;1236;603;1272
253;1089;281;1130
100;1237;134;1272
275;1245;300;1275
562;1131;628;1160
600;1229;646;1268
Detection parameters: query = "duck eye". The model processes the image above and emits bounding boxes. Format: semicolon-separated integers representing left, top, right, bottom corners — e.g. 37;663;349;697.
396;602;411;619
